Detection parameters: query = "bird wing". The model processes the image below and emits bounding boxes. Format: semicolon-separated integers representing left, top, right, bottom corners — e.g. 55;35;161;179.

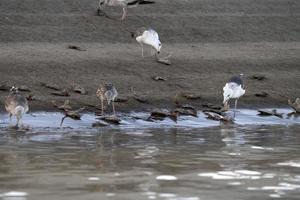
142;29;160;46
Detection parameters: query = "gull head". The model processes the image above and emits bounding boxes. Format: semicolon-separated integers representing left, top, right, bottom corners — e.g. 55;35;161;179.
156;43;162;54
98;0;106;9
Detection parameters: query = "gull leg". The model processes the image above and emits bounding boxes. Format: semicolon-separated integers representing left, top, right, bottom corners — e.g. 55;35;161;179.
101;98;104;115
121;7;127;20
9;113;12;125
151;47;154;56
234;99;238;118
141;44;144;58
112;101;116;115
16;115;20;128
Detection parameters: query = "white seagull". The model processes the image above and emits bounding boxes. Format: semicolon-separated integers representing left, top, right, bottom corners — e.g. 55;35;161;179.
131;27;162;57
223;74;245;117
98;0;155;20
5;86;29;127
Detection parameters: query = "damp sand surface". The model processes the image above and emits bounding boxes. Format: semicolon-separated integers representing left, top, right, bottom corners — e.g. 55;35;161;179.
0;109;300;200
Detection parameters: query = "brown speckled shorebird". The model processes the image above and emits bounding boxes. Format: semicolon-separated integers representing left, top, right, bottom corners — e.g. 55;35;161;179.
5;86;29;127
96;83;118;115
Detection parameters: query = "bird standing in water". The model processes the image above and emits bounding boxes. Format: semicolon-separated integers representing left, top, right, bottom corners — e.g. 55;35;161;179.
5;86;29;127
131;27;162;57
96;83;118;115
98;0;155;20
223;74;245;118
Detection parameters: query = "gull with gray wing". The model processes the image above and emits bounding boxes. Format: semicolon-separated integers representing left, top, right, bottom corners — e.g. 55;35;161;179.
223;74;245;118
131;27;162;57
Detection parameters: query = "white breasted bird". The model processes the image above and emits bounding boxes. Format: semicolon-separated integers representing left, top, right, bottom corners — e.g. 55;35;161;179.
223;74;245;117
5;86;29;127
98;0;155;20
96;83;118;115
131;27;162;57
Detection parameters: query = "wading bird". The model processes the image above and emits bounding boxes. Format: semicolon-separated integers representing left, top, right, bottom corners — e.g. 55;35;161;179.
98;0;155;20
5;86;29;127
131;27;162;57
223;74;245;118
96;83;118;115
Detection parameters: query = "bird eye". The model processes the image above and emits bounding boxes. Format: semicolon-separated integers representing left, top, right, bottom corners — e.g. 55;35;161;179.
100;2;104;5
227;95;230;97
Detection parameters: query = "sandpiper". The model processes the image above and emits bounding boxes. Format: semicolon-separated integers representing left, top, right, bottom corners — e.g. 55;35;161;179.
96;83;118;115
5;86;29;127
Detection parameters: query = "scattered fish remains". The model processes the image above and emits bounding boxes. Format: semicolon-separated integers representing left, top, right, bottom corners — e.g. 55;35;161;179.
52;100;72;111
67;45;86;51
97;115;121;125
0;83;10;91
60;107;86;127
40;82;60;91
255;92;268;98
182;93;202;100
156;53;172;65
72;84;87;95
250;74;267;81
257;109;283;118
149;109;177;122
51;89;70;97
152;76;167;81
203;111;234;122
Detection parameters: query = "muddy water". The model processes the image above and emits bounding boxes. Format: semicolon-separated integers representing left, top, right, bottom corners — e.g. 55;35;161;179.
0;110;299;200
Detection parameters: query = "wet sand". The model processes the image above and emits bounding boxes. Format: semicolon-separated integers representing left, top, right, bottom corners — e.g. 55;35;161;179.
0;0;299;112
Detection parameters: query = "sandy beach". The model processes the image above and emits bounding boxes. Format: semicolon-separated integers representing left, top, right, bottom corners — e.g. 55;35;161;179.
0;0;299;112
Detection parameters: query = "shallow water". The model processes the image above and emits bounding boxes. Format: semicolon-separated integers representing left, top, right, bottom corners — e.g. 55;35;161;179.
0;109;300;200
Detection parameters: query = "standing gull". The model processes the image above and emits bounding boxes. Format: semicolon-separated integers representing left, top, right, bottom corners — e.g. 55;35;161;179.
5;86;29;127
223;74;245;117
131;27;162;57
96;83;118;115
98;0;155;20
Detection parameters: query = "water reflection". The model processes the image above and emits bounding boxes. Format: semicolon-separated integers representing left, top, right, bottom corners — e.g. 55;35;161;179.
0;116;300;199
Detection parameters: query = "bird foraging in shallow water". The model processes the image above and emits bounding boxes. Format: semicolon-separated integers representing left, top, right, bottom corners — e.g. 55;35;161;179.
223;74;245;118
96;83;118;115
98;0;155;20
5;86;29;127
131;27;162;57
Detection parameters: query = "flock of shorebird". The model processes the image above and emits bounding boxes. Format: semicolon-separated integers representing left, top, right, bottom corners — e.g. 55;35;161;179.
3;0;246;128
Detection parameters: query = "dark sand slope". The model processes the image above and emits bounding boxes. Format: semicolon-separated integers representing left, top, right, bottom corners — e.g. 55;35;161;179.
0;0;299;112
